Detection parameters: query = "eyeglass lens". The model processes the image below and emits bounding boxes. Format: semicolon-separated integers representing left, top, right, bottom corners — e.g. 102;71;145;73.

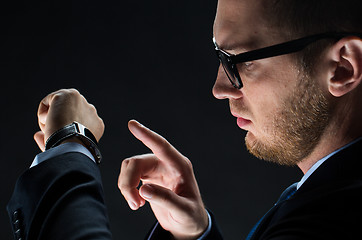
217;52;242;88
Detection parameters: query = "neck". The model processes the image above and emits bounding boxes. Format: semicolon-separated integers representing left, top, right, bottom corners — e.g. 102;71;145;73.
297;134;356;174
297;96;362;174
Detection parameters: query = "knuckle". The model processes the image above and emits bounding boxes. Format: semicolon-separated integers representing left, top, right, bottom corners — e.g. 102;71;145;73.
184;158;194;173
117;179;123;189
89;103;96;110
155;135;167;147
52;92;62;100
126;157;140;170
121;158;131;168
52;89;80;102
68;88;80;95
179;161;194;181
119;185;130;197
67;89;81;101
89;104;98;114
183;156;193;168
51;93;65;104
121;157;141;171
157;139;171;153
117;176;129;191
118;181;128;192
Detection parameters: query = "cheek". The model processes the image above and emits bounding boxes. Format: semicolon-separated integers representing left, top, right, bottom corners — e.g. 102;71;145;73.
242;57;300;128
246;86;291;141
247;86;282;119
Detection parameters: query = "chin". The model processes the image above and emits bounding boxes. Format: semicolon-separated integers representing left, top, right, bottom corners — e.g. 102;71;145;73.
244;131;299;166
244;131;262;157
245;131;256;144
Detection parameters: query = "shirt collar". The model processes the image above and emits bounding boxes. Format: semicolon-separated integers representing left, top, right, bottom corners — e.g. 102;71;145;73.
297;137;362;190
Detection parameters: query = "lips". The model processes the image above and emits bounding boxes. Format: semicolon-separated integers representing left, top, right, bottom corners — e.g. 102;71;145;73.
231;112;251;129
237;117;251;128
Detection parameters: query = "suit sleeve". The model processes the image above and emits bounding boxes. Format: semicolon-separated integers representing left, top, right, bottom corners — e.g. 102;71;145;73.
146;211;224;240
7;152;112;240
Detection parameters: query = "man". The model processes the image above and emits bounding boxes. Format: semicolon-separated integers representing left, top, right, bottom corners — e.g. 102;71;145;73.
119;0;362;239
8;0;362;240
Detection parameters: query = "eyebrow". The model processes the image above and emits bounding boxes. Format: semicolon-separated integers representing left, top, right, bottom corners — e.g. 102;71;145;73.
222;44;248;52
213;37;250;53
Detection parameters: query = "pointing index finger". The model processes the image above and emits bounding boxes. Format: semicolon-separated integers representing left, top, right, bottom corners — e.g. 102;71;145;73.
128;120;188;167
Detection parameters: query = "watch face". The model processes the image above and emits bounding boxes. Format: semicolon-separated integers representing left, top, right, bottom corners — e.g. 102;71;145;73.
73;122;101;163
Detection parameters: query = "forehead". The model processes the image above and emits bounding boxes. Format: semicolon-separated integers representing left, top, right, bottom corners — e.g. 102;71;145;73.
213;0;271;51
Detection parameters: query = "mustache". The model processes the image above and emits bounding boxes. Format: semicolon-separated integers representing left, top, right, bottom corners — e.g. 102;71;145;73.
229;100;250;116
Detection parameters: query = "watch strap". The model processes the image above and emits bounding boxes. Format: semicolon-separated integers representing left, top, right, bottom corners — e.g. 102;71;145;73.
45;122;102;164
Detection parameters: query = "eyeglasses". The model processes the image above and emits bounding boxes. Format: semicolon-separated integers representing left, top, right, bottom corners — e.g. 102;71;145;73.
213;32;362;89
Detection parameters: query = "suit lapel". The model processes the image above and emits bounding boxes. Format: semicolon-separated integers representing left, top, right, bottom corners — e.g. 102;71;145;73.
247;138;362;240
247;183;298;240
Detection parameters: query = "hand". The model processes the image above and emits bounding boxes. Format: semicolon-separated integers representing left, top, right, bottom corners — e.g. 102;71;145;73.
33;89;105;151
118;120;208;240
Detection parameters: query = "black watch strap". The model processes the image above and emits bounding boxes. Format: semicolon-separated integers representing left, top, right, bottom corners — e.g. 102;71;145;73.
45;122;102;164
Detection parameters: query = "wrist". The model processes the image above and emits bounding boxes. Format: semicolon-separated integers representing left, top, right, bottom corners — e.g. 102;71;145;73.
45;122;102;164
172;210;209;240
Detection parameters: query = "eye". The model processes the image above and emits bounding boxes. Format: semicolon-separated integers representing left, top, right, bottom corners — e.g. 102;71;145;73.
243;62;254;70
236;61;254;74
244;62;253;67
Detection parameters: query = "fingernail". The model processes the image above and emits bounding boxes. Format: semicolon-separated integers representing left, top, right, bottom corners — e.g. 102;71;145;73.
128;201;138;210
129;121;142;134
141;185;153;199
133;120;147;129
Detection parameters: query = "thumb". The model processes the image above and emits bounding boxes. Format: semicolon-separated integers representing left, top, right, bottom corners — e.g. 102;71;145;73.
34;131;46;152
139;184;189;216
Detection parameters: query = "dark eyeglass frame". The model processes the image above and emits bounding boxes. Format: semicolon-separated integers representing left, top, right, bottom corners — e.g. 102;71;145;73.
213;32;362;89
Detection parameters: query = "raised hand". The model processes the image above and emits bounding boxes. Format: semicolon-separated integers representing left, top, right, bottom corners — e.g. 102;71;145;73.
118;120;208;240
33;89;104;151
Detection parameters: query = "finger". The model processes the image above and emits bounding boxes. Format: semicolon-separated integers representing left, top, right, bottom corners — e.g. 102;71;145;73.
128;120;189;168
37;97;50;131
37;90;61;130
37;89;75;132
118;154;159;210
34;131;45;151
139;184;191;218
37;89;73;124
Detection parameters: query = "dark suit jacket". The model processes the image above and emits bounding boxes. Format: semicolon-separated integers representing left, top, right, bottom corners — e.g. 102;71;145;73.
8;140;362;240
250;139;362;240
7;152;112;240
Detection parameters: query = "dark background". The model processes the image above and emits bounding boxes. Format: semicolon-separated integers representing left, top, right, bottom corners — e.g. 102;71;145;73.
0;0;301;239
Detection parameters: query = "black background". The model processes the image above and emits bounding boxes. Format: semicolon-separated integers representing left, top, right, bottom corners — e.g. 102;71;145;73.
0;0;301;239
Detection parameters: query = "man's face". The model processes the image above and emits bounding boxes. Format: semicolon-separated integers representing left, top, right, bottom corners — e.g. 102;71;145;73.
212;0;331;165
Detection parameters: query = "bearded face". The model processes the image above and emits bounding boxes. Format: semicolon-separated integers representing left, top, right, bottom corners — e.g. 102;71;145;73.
245;70;332;166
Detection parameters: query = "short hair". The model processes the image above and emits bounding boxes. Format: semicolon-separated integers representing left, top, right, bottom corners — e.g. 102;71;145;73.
263;0;362;74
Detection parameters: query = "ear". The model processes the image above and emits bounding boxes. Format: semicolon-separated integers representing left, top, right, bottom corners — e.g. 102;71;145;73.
326;37;362;97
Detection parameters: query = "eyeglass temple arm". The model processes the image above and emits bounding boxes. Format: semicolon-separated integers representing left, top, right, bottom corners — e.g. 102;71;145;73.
231;32;362;63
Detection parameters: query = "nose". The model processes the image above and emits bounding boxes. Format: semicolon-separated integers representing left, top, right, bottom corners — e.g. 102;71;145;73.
212;64;243;100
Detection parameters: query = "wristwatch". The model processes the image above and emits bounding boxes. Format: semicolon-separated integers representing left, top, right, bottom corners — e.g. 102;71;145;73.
45;122;102;164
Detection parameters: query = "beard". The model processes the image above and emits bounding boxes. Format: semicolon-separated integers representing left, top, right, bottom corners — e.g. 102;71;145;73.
245;71;332;166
